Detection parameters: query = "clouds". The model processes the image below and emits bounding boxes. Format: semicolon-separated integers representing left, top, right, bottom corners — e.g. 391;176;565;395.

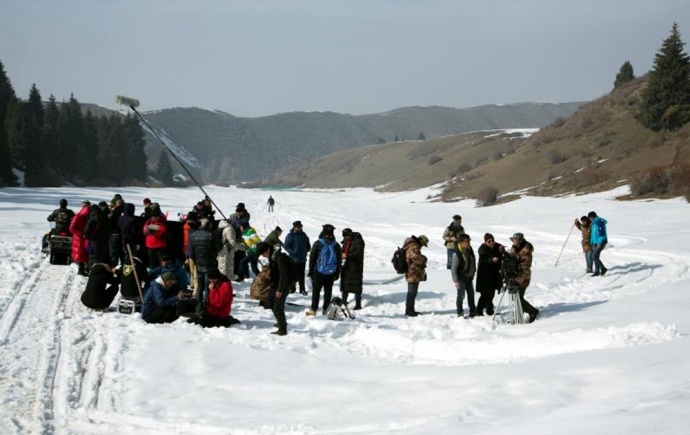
1;0;688;116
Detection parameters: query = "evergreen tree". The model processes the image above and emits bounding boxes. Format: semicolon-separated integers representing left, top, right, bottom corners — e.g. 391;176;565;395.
56;94;84;176
6;99;26;170
614;61;635;88
638;23;690;131
394;134;400;142
122;113;148;182
376;136;385;144
417;131;426;140
155;149;174;185
23;84;45;185
81;110;99;181
41;95;59;168
0;58;18;186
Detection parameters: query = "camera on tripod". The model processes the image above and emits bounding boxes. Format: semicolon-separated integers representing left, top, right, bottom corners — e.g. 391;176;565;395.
499;249;521;290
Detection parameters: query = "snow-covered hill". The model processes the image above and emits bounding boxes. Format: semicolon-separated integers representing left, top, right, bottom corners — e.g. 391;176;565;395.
0;186;688;434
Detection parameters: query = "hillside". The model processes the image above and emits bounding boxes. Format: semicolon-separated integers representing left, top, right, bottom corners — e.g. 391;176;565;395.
141;103;582;183
261;76;690;201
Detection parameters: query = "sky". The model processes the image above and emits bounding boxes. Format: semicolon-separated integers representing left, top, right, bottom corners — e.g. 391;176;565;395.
1;0;689;117
1;184;689;433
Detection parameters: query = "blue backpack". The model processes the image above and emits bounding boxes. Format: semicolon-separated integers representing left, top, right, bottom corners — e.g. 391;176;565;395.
316;238;338;275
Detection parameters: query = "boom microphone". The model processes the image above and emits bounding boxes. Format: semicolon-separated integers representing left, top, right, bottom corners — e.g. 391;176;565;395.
114;95;227;220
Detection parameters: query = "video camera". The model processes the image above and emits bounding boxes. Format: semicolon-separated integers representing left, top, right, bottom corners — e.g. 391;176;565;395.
499;249;521;289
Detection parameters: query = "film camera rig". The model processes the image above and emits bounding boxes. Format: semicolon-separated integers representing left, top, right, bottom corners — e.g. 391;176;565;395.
492;249;526;325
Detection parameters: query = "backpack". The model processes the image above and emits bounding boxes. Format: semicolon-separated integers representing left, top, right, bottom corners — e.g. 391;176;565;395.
316;238;338;275
56;209;70;225
391;247;408;274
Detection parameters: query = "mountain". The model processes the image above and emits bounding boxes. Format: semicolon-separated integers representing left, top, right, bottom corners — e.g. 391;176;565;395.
140;102;583;183
260;76;690;202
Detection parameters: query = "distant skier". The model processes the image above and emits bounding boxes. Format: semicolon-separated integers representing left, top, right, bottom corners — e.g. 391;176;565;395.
267;195;275;212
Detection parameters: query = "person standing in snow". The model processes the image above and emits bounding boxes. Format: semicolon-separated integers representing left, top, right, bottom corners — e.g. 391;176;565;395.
267;195;275;212
216;218;246;280
70;200;92;276
574;216;594;273
475;233;503;316
403;235;428;317
508;232;539;323
450;233;477;318
307;224;342;316
442;215;465;270
284;220;310;295
588;211;608;276
258;242;297;336
340;228;365;310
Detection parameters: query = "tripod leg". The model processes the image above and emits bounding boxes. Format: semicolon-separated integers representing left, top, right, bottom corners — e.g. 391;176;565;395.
491;285;508;323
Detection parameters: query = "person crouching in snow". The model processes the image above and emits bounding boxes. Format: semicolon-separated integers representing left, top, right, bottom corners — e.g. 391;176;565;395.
141;271;190;324
188;268;239;328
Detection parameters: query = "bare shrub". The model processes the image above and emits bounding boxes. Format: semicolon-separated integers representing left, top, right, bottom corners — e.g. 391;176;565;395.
427;155;443;165
548;151;567;164
493;150;504;161
476;187;499;207
474;157;488;167
630;166;672;196
646;136;665;148
551;117;567;128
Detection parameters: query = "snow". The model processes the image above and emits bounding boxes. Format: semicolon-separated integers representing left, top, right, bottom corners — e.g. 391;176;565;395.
1;185;689;434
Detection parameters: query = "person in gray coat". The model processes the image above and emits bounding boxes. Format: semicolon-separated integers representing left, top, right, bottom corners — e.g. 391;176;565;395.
450;233;476;318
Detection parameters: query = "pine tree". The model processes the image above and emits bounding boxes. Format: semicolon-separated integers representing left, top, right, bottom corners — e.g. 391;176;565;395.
614;61;635;88
6;99;27;169
0;58;18;186
376;136;385;144
638;23;690;131
81;110;99;181
56;94;84;176
155;149;173;185
417;132;426;140
122;113;148;182
394;134;400;142
23;84;45;185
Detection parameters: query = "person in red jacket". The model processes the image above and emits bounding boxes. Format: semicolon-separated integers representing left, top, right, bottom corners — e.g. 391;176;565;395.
70;200;91;276
143;214;167;267
188;268;239;328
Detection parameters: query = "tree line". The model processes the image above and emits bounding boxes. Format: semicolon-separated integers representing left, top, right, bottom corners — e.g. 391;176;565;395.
0;59;148;187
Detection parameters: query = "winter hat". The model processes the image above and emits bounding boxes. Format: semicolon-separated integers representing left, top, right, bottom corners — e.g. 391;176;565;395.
510;232;524;242
453;215;462;221
418;235;429;247
342;228;353;237
59;198;68;207
98;201;108;208
484;233;494;242
236;202;246;209
81;200;91;206
322;223;336;233
275;226;282;232
293;220;303;228
143;198;151;205
185;211;198;221
160;272;177;283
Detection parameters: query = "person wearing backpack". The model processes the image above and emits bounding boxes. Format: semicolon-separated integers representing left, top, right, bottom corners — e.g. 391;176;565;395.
306;224;342;316
340;228;365;310
588;211;608;276
47;198;75;235
403;235;428;317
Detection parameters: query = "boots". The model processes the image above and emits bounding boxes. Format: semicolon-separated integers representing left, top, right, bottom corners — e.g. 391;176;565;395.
77;262;88;277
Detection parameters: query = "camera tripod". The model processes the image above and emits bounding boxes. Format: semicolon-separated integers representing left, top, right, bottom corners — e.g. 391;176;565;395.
491;281;525;325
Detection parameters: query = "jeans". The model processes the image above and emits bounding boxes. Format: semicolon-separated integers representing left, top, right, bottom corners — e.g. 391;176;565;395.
196;270;210;305
239;252;260;279
446;249;455;270
311;273;336;313
584;250;594;272
456;277;476;315
592;241;607;274
406;282;419;313
266;286;288;332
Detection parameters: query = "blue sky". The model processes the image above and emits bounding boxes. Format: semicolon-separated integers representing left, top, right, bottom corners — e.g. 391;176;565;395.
1;0;688;116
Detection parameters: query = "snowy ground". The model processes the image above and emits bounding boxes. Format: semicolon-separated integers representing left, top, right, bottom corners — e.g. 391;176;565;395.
0;185;689;434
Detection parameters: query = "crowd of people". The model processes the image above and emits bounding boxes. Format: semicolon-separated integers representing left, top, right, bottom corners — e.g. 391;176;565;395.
45;194;610;333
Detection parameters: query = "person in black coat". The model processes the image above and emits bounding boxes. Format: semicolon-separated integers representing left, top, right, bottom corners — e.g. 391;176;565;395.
84;204;112;268
47;198;75;235
340;228;365;310
108;199;125;267
450;234;477;318
475;233;504;316
118;202;140;261
80;263;119;310
258;242;296;336
188;218;221;305
307;224;342;316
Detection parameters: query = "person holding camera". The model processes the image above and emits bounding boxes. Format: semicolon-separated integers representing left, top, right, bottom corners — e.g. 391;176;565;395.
141;271;190;324
508;232;539;323
450;234;477;318
475;233;503;316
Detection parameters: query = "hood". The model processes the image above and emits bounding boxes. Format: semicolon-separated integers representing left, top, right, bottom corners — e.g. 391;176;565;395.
123;203;135;217
218;219;230;229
